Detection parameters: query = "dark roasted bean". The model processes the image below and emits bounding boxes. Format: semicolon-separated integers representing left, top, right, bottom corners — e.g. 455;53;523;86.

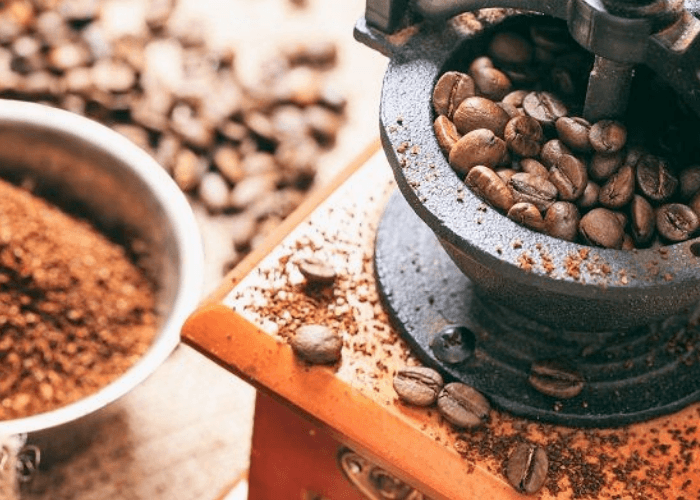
504;116;543;157
520;158;548;179
577;181;600;210
589;120;627;153
508;202;544;232
549;154;587;201
680;166;700;200
433;71;476;118
544;201;579;241
437;382;490;428
393;366;444;406
636;155;678;202
529;360;584;398
589;151;624;182
506;443;549;494
471;66;512;101
522;91;567;126
630;195;655;245
465;165;515;211
501;89;528;108
540;139;572;169
453;96;510;136
433;115;461;155
449;128;506;174
656;203;699;242
599;164;635;209
509;172;558;212
579;208;624;248
555;116;591;152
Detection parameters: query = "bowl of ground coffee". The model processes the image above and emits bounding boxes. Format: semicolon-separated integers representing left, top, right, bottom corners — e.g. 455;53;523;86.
0;100;203;439
377;13;700;332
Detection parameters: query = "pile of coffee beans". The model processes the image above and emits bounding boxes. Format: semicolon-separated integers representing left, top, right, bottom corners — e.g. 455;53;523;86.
433;18;700;249
0;0;346;270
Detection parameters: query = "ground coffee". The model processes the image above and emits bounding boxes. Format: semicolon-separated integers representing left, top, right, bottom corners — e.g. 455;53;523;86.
0;178;157;420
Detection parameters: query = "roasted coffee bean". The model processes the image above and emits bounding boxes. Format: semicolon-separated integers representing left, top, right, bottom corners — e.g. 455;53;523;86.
520;158;548;179
599;164;635;209
498;102;524;119
691;191;700;218
465;165;515;211
449;128;506;174
544;202;579;241
471;65;512;101
679;166;700;200
437;382;490;428
496;168;517;184
488;31;533;65
469;56;494;74
613;211;628;229
522;91;567;126
589;151;624;182
579;208;624;248
529;359;584;398
298;257;336;284
589;120;627;154
622;234;635;250
656;203;699;242
433;115;461;155
508;202;544;231
506;443;549;494
502;89;529;108
453;96;510;136
577;181;600;210
432;71;476;118
630;195;655;245
509;172;558;211
393;366;444;406
290;324;342;364
549;154;587;201
540;139;572;169
504;116;543;157
636;155;678;202
555;116;591;152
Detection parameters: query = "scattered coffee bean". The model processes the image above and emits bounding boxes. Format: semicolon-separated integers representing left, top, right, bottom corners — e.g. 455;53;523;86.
393;366;444;406
529;359;584;399
549;154;587;201
453;96;510;136
449;128;506;174
437;382;490;428
509;172;558;212
433;71;475;118
506;442;549;494
522;91;567;126
656;203;699;242
555;116;591;152
599;164;635;209
680;166;700;200
579;208;624;249
433;115;461;155
504;115;543;157
298;257;336;284
508;202;544;232
539;139;572;169
544;202;579;241
466;165;515;211
630;195;655;245
488;31;533;65
290;324;342;364
636;155;678;203
589;120;626;154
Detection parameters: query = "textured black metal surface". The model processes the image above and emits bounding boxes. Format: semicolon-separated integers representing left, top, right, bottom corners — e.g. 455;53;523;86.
375;192;700;427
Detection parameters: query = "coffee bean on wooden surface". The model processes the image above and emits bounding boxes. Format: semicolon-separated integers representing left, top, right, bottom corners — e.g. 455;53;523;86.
540;139;572;169
509;172;558;211
589;120;626;153
433;115;461;155
298;257;336;284
549;154;587;201
520;158;549;179
577;181;600;210
508;202;544;232
555;116;591;152
522;91;567;126
579;208;624;248
465;165;515;211
504;115;543;157
488;31;533;65
589;151;623;182
449;128;506;174
656;203;699;242
433;71;475;118
437;382;490;428
630;195;655;245
393;366;444;406
453;96;510;136
290;324;342;364
680;166;700;200
529;359;584;398
506;442;549;494
598;164;635;208
636;155;678;202
544;201;579;241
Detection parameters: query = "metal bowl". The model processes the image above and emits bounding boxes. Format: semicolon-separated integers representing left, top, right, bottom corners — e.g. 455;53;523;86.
375;15;700;333
0;100;204;438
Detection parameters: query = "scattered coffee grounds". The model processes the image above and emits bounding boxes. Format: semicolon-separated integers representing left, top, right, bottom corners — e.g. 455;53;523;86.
0;178;157;420
432;17;700;249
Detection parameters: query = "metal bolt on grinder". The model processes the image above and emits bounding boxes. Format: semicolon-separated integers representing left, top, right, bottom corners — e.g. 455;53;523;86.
355;0;700;426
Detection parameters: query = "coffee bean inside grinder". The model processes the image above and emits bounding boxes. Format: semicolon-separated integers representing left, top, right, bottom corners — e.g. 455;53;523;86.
432;17;700;250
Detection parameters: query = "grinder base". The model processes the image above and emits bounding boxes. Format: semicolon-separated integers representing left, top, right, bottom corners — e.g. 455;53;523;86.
375;191;700;427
